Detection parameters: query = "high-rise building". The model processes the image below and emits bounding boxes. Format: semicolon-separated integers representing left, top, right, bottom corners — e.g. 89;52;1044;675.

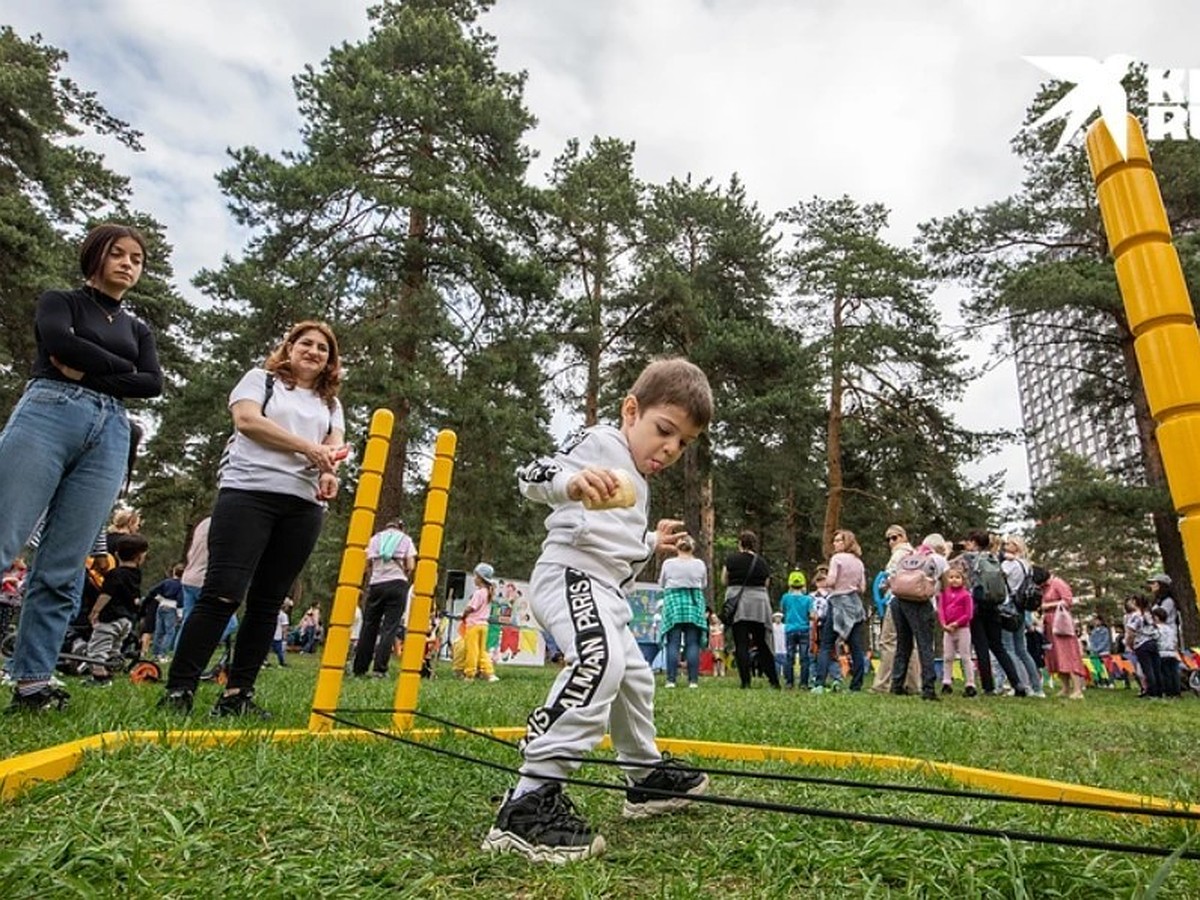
1013;319;1140;493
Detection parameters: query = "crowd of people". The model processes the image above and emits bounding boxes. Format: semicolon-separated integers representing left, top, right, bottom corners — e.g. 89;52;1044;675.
646;523;1186;703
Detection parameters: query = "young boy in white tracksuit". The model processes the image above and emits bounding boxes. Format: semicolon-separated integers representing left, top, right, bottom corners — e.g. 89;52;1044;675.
482;358;714;864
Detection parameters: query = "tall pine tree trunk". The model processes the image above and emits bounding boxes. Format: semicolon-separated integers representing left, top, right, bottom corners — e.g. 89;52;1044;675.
821;298;845;556
378;200;426;528
684;435;716;607
1121;336;1198;644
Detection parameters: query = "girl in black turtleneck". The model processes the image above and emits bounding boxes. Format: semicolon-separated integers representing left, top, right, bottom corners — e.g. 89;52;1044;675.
0;223;162;712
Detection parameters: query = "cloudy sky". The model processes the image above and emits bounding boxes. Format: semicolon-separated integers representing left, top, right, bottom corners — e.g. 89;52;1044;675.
6;0;1200;502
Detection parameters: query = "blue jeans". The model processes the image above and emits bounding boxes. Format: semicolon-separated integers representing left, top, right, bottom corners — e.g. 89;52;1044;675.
0;380;129;682
784;630;811;687
152;605;179;657
1001;627;1040;693
664;623;703;684
814;612;866;690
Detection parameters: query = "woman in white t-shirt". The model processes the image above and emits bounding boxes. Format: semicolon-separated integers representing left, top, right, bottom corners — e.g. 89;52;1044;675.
163;321;346;717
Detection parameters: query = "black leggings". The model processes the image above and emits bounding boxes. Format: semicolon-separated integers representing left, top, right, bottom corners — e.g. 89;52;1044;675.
169;489;324;693
731;620;780;689
972;607;1024;694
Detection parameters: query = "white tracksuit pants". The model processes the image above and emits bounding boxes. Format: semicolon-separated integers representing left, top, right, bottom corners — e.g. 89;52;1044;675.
518;564;661;786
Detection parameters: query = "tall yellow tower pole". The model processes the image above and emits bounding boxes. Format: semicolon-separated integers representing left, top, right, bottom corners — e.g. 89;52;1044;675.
1087;114;1200;607
393;429;457;731
308;409;394;733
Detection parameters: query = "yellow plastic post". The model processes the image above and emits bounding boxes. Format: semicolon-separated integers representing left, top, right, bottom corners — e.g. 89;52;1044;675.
392;429;457;731
308;409;395;732
1086;114;1200;611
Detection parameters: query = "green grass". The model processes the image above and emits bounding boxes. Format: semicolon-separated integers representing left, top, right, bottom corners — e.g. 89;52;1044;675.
2;657;1198;898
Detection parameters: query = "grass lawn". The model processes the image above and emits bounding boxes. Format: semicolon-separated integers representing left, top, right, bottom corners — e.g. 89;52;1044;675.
2;654;1198;898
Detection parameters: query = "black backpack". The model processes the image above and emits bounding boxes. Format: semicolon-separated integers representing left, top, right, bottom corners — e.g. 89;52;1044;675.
1015;563;1045;612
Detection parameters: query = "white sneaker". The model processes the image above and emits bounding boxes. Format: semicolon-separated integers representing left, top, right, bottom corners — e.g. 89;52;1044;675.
687;683;699;689
487;675;500;683
665;682;676;689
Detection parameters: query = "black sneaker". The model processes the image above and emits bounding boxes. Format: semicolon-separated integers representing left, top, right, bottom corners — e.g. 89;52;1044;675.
921;691;940;702
964;685;978;698
941;683;953;695
481;783;605;863
623;757;709;819
7;685;70;713
211;689;271;719
157;689;195;713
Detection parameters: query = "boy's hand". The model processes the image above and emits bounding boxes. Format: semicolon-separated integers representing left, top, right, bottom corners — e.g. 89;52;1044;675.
655;519;686;554
568;467;635;510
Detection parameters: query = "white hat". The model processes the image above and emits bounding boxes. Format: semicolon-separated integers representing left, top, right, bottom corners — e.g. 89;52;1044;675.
474;562;497;585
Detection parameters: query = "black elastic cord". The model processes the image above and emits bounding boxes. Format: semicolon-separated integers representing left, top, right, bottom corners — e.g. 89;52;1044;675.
314;708;1200;861
339;706;1200;822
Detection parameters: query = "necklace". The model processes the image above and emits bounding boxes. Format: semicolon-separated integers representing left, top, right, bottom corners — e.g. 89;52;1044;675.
85;287;122;324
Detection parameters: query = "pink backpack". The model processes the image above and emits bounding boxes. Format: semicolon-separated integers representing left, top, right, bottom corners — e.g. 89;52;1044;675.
889;550;939;602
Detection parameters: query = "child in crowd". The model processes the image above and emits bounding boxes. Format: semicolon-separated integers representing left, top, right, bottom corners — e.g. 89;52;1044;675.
707;610;726;677
483;358;713;863
462;562;499;683
1152;606;1181;698
1125;595;1162;698
271;599;292;667
85;534;149;685
938;564;976;696
780;570;813;689
809;571;843;690
771;611;787;684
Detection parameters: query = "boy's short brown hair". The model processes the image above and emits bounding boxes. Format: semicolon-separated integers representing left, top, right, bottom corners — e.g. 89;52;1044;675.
628;358;713;429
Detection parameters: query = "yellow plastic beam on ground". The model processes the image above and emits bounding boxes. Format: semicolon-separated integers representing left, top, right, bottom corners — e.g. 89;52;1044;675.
393;429;457;731
309;409;394;732
1087;115;1200;601
4;726;1194;819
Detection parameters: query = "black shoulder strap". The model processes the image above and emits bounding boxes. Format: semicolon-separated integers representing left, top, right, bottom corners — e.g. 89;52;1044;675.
263;373;276;414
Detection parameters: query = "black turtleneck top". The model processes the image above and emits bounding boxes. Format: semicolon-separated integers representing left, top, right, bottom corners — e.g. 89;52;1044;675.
31;286;163;400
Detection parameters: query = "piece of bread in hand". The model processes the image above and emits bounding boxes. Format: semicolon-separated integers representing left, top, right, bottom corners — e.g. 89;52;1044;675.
583;468;636;510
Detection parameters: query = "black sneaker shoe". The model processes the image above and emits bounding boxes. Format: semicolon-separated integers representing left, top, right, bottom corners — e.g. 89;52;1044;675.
211;689;271;719
921;691;940;702
7;685;70;713
157;688;195;713
941;683;953;695
623;757;709;819
481;783;605;863
964;685;978;698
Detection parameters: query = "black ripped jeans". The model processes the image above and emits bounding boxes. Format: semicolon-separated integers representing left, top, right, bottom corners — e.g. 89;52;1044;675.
168;489;324;693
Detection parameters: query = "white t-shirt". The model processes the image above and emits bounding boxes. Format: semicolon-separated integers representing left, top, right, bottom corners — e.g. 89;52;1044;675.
367;528;415;585
659;556;708;590
274;610;289;641
220;368;345;503
772;622;786;651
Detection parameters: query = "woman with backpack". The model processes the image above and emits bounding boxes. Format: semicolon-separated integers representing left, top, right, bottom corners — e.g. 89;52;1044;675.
1000;535;1046;698
959;530;1027;698
162;321;346;717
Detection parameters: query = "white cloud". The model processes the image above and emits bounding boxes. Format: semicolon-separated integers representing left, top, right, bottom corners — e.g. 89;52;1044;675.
6;0;1199;504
